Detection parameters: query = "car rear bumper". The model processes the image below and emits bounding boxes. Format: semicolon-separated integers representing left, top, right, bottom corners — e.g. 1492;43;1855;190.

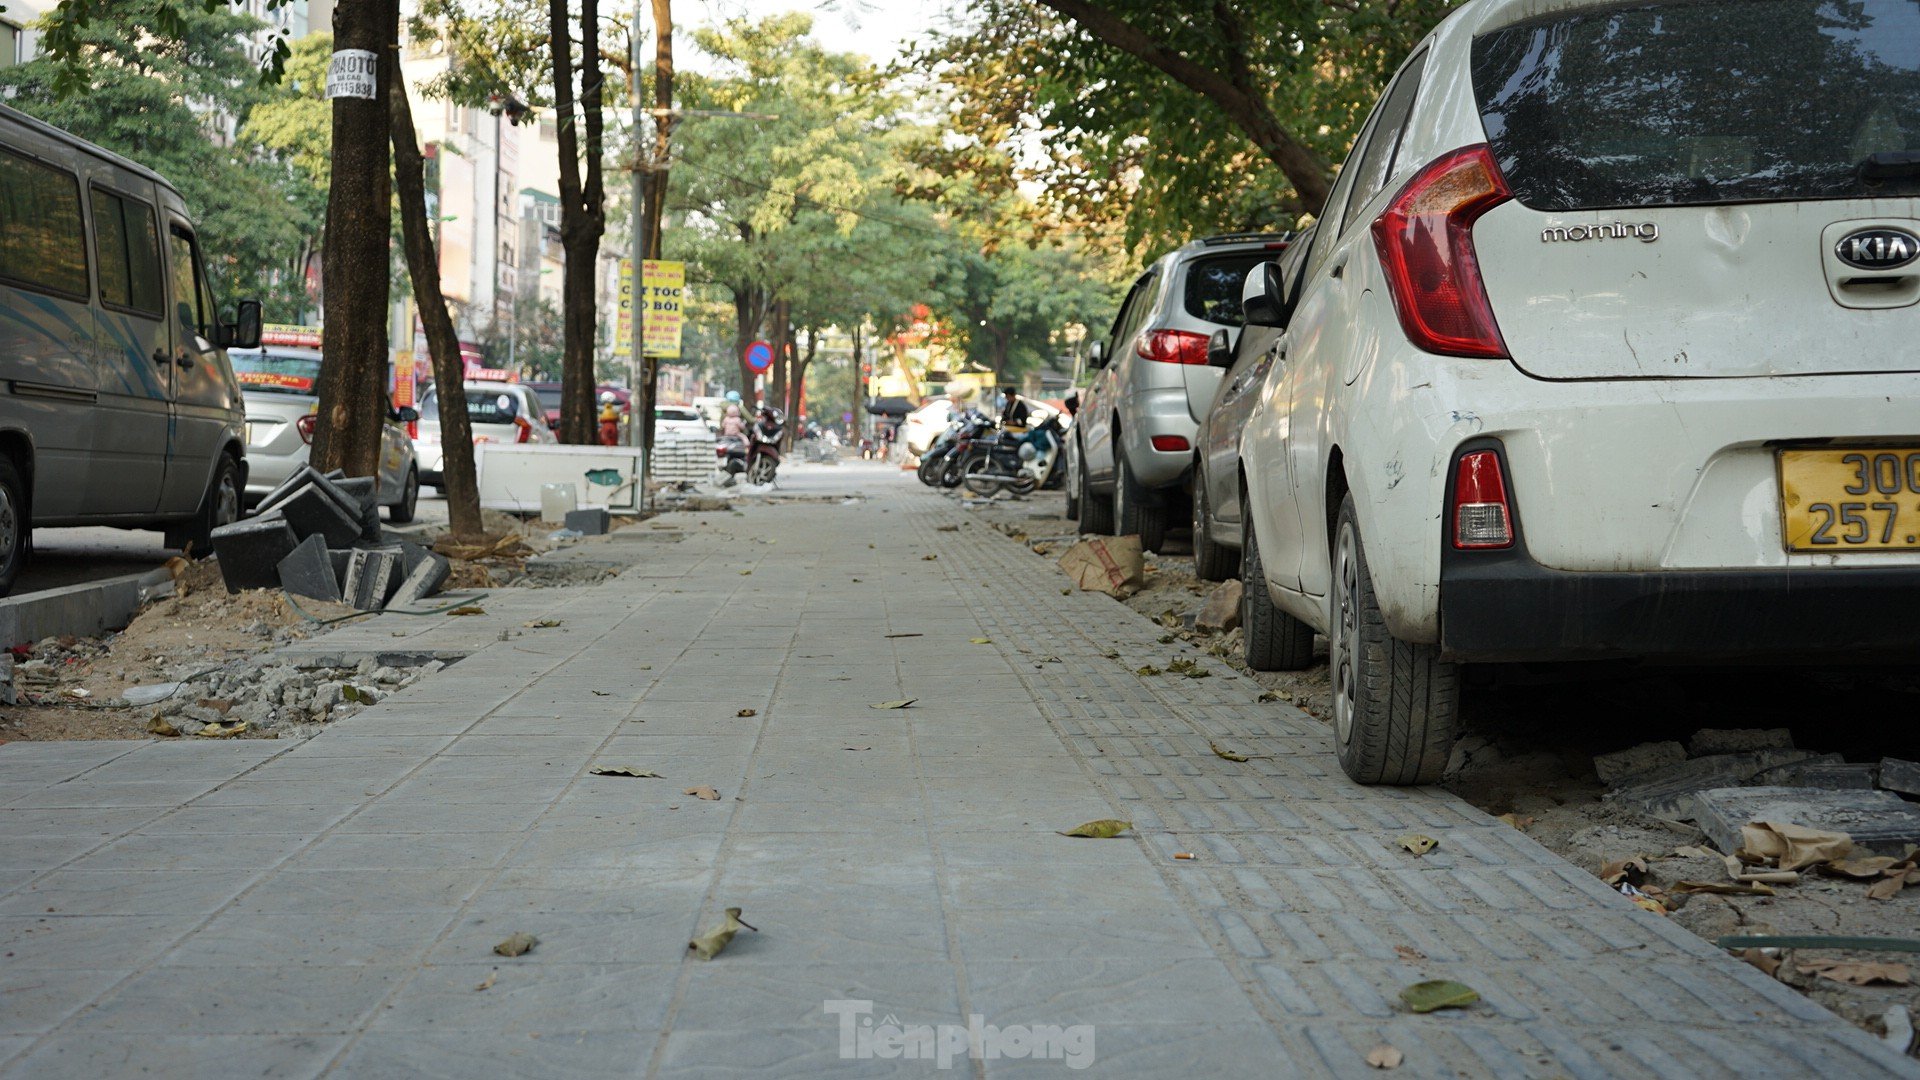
1439;547;1920;662
1118;387;1201;489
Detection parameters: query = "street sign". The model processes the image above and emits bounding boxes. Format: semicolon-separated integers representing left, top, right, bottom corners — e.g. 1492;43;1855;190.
642;260;685;359
745;340;774;373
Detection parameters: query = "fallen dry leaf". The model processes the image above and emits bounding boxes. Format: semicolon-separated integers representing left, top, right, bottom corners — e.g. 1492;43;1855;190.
446;605;486;616
1393;945;1426;962
590;767;662;778
689;907;758;960
1672;845;1718;859
1825;855;1904;879
1798;958;1911;987
1497;813;1537;830
522;619;562;628
883;633;922;639
1399;980;1478;1013
197;721;247;738
1134;664;1164;677
1398;834;1439;857
1366;1045;1404;1069
869;700;916;710
739;570;752;576
1738;948;1783;978
1209;742;1249;762
493;932;538;957
1868;876;1907;901
147;717;180;737
1058;818;1133;838
970;638;992;645
844;746;871;752
736;708;757;718
474;970;498;991
684;785;721;801
936;524;958;531
921;554;938;561
1167;658;1209;678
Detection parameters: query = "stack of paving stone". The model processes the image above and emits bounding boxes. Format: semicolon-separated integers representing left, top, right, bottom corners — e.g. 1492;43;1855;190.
206;466;450;611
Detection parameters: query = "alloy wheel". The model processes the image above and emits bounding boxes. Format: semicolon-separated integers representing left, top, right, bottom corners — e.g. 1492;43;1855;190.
1331;521;1361;746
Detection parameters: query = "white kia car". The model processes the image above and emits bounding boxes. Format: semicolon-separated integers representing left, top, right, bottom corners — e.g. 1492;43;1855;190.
1234;0;1920;784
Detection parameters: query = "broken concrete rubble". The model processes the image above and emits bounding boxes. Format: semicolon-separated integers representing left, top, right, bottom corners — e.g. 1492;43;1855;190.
1692;786;1920;855
1751;760;1881;791
276;535;341;604
1689;727;1795;756
208;514;301;593
1608;749;1837;818
1880;759;1920;799
1593;740;1688;785
1193;580;1243;634
565;508;611;536
143;656;446;737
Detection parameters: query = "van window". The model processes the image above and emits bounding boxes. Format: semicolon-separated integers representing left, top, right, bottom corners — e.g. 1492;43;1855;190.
1473;0;1920;210
1342;51;1428;232
0;148;89;298
92;188;164;316
167;222;212;340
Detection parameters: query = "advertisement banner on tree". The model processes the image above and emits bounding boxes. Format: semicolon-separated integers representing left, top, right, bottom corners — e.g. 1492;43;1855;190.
642;260;684;359
614;259;633;357
393;350;416;408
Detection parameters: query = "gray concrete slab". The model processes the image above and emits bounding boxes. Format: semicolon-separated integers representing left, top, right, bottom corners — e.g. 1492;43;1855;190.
0;463;1913;1078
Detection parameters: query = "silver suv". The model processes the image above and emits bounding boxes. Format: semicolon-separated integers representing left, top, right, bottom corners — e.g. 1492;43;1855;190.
1069;233;1292;551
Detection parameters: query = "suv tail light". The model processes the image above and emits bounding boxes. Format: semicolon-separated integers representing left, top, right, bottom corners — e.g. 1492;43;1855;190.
1372;144;1512;359
1149;435;1190;452
1136;328;1211;365
1452;450;1513;549
295;414;318;445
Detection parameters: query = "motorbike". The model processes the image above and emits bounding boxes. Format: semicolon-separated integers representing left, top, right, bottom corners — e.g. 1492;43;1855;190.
938;411;999;488
716;408;785;486
959;413;1065;496
917;409;987;486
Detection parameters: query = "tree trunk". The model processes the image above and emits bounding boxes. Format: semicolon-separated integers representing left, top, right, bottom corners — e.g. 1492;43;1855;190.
311;0;395;476
783;325;816;450
637;0;673;463
551;0;607;445
389;59;483;541
731;284;762;406
1034;0;1332;210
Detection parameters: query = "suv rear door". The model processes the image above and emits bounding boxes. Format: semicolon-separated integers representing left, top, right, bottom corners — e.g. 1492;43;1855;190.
1469;0;1920;380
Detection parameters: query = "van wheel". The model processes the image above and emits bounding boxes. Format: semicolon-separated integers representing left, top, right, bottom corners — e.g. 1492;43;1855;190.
1114;444;1166;552
1192;473;1238;582
1078;444;1114;534
1240;502;1313;672
1330;494;1460;785
0;458;26;597
387;466;419;524
181;454;241;558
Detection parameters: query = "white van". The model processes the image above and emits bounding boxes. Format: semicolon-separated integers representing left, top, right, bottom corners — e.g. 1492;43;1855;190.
0;103;259;595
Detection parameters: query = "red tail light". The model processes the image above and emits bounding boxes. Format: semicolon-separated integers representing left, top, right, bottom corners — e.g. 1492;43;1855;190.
295;415;317;445
1372;144;1512;359
1452;450;1513;549
1149;435;1190;453
1136;329;1211;365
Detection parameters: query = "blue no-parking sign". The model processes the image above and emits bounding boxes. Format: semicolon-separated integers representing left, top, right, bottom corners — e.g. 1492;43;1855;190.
745;340;774;373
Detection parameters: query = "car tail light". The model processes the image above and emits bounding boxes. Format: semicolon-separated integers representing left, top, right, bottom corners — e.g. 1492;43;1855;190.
1136;328;1211;365
1149;435;1190;452
295;415;317;445
1452;450;1513;549
1372;144;1512;359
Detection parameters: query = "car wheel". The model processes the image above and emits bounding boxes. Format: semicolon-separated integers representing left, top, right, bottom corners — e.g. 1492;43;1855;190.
0;457;26;597
1192;470;1239;582
1329;494;1460;785
1078;443;1114;534
1115;443;1167;552
1063;448;1082;519
1240;498;1313;672
180;454;241;558
387;466;419;524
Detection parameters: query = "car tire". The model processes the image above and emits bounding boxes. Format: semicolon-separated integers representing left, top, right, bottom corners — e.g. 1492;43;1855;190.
1063;449;1081;519
1114;443;1167;552
387;466;419;524
179;453;241;558
0;457;26;598
1330;494;1460;785
1192;471;1239;581
1240;502;1314;672
1078;443;1114;534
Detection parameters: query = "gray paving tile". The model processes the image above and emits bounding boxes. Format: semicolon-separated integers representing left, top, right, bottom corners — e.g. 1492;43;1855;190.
290;831;515;871
952;907;1213;961
329;1031;654;1079
425;907;702;966
0;914;201;968
467;871;710;916
231;869;490;914
4;1034;348;1079
0;966;128;1034
70;964;405;1033
0;869;258;916
8;780;225;809
654;1027;942;1078
965;957;1265;1028
673;961;962;1032
159;911;458;968
67;830;311;871
370;962;677;1034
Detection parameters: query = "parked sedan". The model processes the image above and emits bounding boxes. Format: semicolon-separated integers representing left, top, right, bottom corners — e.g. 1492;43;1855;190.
233;346;420;523
1235;0;1920;785
1191;226;1313;582
415;381;556;492
1071;233;1292;551
654;404;711;437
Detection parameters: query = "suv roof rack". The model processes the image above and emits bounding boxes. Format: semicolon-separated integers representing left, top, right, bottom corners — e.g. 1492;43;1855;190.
1196;231;1293;247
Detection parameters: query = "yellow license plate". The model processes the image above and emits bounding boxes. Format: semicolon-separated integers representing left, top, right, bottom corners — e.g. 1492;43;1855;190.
1779;448;1920;552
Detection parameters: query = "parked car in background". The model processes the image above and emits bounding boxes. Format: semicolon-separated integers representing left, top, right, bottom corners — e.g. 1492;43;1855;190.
0;102;260;595
1235;0;1920;786
527;381;563;430
901;398;956;459
231;345;420;523
1071;233;1293;551
414;381;555;492
1191;226;1313;581
654;404;710;437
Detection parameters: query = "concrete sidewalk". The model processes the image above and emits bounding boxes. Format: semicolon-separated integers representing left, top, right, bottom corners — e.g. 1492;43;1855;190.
1;466;1912;1078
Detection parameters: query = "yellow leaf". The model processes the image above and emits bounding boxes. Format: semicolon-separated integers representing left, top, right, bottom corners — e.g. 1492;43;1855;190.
474;970;498;991
1058;818;1133;838
1398;834;1438;856
1134;665;1163;676
970;638;992;645
689;907;757;960
684;785;721;801
197;721;248;738
1209;742;1249;762
739;570;752;576
1496;813;1536;830
493;932;537;957
921;554;938;561
589;767;661;778
147;717;180;737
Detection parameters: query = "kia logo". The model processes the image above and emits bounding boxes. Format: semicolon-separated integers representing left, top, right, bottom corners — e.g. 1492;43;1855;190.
1835;227;1919;271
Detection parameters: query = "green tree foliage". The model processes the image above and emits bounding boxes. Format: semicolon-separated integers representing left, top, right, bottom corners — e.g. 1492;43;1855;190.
911;0;1453;251
1;3;322;319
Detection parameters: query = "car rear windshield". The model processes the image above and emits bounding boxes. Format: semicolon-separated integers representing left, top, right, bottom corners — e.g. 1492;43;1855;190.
1472;0;1920;210
421;389;524;424
1183;253;1268;324
231;352;322;394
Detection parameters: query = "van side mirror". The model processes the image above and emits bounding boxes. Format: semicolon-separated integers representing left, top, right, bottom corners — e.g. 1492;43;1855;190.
1086;341;1106;370
1241;263;1290;328
218;299;264;350
1207;328;1237;368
